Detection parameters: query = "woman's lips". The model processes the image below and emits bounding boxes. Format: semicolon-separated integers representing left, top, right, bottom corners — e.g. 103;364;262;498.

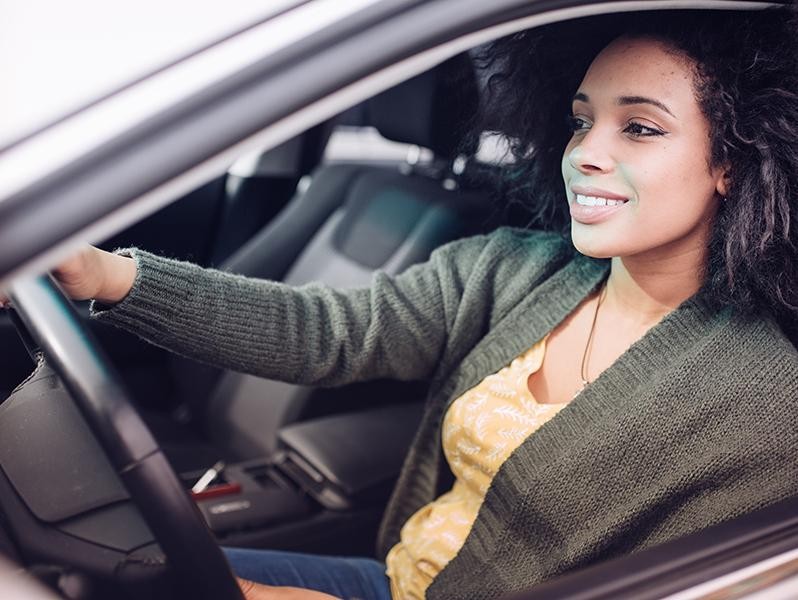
569;193;630;225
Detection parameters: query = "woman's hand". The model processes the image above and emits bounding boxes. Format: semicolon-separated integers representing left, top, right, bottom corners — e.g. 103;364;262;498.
0;246;136;308
51;246;137;303
238;578;342;600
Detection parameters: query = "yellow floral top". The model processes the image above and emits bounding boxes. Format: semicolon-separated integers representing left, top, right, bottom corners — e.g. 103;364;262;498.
385;335;567;599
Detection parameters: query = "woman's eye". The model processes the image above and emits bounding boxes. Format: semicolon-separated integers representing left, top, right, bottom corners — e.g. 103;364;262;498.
624;121;666;138
566;115;591;133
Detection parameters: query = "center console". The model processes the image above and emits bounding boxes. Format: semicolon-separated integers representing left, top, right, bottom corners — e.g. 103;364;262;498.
184;402;424;555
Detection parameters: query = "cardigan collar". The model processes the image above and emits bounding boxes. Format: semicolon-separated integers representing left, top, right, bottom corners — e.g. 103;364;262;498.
442;252;609;411
446;251;728;413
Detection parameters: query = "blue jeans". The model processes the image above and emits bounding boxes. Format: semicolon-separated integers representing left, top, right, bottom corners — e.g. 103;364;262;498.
224;547;392;600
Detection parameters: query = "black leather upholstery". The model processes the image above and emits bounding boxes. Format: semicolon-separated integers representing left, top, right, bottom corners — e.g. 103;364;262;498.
367;53;480;159
278;403;426;509
222;165;371;281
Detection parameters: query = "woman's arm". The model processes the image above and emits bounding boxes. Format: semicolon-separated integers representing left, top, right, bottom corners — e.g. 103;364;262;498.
88;234;493;387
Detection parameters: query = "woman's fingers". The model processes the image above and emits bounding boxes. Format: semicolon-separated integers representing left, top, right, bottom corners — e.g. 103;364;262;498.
237;578;261;598
0;246;136;307
0;246;104;304
237;577;343;600
51;246;106;301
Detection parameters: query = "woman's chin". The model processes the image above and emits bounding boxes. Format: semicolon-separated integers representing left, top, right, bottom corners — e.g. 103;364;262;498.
570;228;618;259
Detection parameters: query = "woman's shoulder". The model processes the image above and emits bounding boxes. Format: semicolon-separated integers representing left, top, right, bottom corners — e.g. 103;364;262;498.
706;309;798;402
410;228;588;322
729;311;798;362
436;227;575;266
485;226;571;251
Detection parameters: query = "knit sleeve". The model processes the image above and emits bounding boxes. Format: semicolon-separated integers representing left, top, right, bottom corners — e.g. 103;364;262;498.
90;233;497;386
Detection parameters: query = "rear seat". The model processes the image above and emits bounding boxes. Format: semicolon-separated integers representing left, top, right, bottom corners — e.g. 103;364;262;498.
160;52;493;472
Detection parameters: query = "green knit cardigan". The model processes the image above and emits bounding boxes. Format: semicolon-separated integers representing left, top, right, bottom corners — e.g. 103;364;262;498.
94;227;798;600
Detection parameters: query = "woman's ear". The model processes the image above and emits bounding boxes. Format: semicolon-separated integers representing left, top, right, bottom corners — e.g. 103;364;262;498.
716;167;730;198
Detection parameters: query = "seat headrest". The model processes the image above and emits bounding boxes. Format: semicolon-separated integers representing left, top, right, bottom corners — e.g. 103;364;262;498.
366;53;480;160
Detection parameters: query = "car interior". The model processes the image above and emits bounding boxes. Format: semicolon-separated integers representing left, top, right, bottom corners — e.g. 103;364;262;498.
2;6;798;599
0;49;515;597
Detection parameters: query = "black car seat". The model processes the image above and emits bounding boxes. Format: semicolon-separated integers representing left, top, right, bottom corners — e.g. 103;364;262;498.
161;52;492;472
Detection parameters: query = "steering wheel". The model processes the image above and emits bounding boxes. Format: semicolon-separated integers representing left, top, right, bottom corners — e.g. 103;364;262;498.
6;275;244;600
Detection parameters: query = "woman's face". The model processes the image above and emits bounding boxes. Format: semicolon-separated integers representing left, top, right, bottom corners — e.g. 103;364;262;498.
561;36;727;261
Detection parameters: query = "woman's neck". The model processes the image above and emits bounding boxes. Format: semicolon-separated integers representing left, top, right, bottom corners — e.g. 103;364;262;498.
604;245;706;328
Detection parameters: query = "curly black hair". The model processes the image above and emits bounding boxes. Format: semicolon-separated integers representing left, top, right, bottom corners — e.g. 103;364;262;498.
478;5;798;334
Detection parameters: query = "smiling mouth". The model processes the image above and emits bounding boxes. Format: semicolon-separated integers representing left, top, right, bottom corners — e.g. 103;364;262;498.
569;192;630;225
574;193;629;207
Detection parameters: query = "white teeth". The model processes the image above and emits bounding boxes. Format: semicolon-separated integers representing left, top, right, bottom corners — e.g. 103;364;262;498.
575;193;627;207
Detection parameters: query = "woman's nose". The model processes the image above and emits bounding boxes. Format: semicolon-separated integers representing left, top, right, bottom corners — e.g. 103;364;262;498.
567;130;614;174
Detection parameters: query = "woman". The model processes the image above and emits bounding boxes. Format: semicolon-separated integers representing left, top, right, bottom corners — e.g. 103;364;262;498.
4;7;798;600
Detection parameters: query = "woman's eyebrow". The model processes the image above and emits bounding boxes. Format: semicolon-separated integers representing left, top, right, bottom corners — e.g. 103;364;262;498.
617;95;675;117
572;92;675;118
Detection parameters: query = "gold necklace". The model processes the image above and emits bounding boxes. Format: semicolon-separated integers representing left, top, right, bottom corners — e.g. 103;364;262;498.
575;283;607;399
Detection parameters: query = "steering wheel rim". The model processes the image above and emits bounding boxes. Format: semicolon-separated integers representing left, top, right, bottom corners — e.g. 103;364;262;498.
7;275;244;600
